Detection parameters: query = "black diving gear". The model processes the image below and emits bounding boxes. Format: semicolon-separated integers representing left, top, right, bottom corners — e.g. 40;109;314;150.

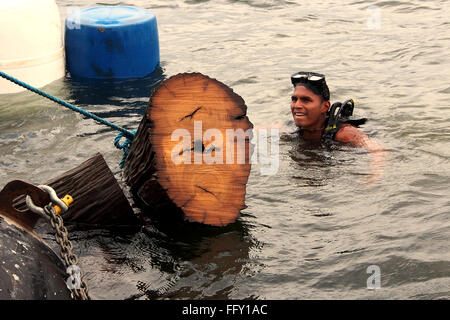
322;99;367;141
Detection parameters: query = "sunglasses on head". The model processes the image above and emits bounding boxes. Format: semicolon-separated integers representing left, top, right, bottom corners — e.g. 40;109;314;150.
290;71;330;101
291;72;325;86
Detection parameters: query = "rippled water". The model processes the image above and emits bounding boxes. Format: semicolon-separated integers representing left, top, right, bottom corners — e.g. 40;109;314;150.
1;0;449;299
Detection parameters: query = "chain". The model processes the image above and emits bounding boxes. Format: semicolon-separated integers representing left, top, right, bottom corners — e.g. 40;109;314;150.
43;204;90;300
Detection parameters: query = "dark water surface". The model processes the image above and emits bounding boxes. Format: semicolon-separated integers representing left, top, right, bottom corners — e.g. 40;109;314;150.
1;0;449;299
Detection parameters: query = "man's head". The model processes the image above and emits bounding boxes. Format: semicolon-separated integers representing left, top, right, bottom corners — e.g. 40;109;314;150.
290;71;331;130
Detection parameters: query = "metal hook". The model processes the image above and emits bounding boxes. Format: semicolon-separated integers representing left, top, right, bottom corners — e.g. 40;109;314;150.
25;185;69;220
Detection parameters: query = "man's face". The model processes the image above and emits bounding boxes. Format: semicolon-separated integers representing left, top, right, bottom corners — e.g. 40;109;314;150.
290;85;330;129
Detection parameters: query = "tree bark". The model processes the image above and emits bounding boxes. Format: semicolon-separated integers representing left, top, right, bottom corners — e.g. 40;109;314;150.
46;153;137;225
1;153;137;228
123;73;253;226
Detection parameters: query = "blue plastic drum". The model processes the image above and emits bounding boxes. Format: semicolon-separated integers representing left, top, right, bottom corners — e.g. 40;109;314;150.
65;6;159;79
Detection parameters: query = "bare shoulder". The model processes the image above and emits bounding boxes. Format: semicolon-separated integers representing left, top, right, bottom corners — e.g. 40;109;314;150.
334;124;366;144
335;124;385;152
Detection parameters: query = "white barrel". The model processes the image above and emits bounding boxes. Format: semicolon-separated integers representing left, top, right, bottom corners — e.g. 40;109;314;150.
0;0;65;94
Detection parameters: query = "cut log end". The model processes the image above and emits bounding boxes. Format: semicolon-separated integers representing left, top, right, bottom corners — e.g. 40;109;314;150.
124;73;253;226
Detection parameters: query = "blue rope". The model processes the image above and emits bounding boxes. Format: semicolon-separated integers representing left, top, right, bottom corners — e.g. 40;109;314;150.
114;130;136;168
0;70;135;140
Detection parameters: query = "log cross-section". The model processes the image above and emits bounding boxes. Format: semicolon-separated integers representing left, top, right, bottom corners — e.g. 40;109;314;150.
124;73;253;226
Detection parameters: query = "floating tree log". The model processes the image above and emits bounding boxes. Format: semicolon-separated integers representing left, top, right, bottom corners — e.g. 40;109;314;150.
124;73;253;226
5;153;138;225
6;153;137;226
45;153;137;225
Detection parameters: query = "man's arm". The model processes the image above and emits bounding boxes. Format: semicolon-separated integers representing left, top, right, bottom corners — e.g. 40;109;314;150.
335;124;388;183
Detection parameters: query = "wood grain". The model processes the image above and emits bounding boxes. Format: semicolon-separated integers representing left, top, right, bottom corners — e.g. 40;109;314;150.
124;73;253;226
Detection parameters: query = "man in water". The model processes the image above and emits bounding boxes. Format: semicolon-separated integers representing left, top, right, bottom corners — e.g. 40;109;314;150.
288;71;387;182
291;71;374;146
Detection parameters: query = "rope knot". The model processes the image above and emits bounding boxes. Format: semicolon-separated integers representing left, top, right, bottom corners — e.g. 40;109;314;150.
114;130;136;168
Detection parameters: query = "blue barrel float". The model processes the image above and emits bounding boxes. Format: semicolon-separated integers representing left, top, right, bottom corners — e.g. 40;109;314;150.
65;6;159;79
